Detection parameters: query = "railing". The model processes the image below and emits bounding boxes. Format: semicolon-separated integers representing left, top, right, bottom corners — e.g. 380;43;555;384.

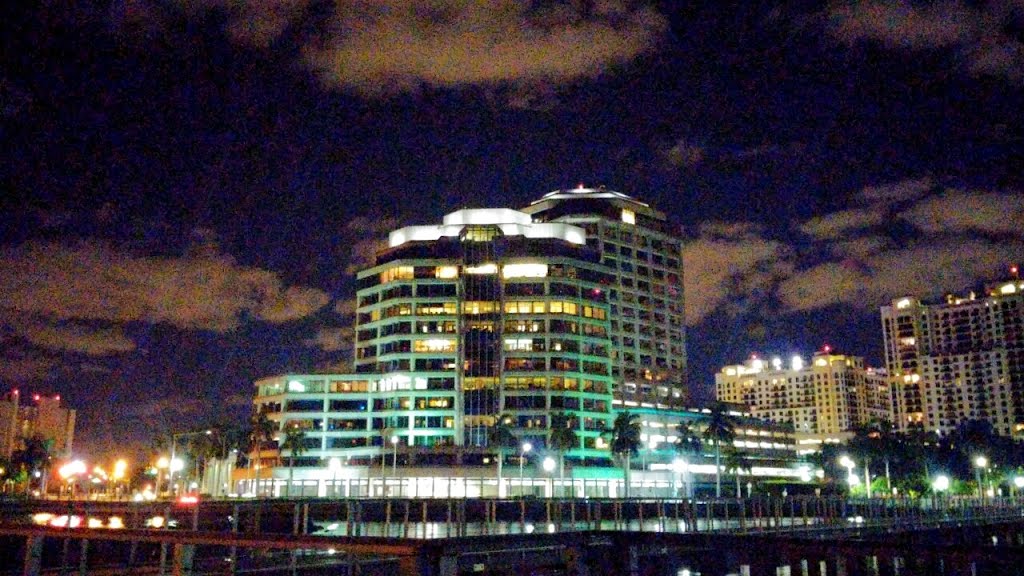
4;496;1024;576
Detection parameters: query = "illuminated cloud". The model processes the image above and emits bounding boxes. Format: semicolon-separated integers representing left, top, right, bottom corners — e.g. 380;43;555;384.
899;189;1024;235
345;216;400;274
306;1;665;91
827;1;1024;83
218;0;664;92
799;207;886;240
19;323;137;356
0;350;58;383
0;241;329;332
778;239;1024;311
682;223;793;325
664;139;706;168
858;176;935;204
305;326;353;352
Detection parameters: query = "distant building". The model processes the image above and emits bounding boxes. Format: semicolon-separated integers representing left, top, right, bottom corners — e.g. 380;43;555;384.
881;272;1024;437
715;352;892;452
0;390;76;459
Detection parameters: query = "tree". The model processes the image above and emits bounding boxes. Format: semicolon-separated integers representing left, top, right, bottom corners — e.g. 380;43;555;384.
279;424;308;498
12;435;54;496
724;449;753;497
674;420;703;456
487;413;518;497
605;411;641;498
548;412;579;484
703;403;737;498
848;419;896;497
249;408;277;497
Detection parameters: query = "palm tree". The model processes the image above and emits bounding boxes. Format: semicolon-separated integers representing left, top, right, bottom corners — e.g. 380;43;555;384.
703;403;737;498
606;411;641;498
249;408;277;497
724;449;753;497
279;425;308;498
487;413;518;498
673;420;702;497
548;412;579;486
13;435;54;496
675;420;703;456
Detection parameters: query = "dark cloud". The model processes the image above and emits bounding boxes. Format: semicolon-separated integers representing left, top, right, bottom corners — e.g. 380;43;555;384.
827;1;1024;83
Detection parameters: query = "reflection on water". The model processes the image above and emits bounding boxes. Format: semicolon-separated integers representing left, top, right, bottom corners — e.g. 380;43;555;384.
309;516;821;538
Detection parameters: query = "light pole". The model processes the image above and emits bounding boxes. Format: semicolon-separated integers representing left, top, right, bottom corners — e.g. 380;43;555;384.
974;456;988;499
542;456;556;498
839;455;859;492
519;442;532;496
390;434;399;496
112;459;127;500
169;429;213;497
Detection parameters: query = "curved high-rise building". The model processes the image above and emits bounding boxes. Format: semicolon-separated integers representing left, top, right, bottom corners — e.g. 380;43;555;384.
523;186;687;406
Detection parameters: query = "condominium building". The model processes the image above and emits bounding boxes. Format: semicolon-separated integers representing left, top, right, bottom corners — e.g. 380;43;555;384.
881;273;1024;437
522;186;686;406
714;352;892;448
0;390;76;459
255;208;615;471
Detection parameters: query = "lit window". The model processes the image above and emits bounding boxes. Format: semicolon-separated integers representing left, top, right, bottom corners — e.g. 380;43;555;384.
502;263;548;279
465;263;497;275
435;266;458;279
621;209;636;225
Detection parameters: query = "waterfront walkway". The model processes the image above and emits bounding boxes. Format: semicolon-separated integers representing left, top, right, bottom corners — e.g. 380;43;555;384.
3;496;1024;575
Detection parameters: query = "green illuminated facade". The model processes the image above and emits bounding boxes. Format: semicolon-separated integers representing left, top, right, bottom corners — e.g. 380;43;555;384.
255;207;616;471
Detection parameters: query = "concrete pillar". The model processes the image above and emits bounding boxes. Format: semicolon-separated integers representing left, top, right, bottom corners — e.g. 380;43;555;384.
172;544;195;576
21;535;43;576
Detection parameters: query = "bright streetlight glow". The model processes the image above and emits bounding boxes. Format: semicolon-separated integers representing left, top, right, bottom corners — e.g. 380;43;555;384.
1014;476;1024;489
846;473;860;486
542;456;556;473
933;475;950;492
59;460;87;479
113;459;128;480
974;456;988;468
156;457;169;469
838;455;854;469
169;458;185;472
522;442;532;454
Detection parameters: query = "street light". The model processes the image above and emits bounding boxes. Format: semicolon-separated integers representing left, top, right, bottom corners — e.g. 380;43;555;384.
974;455;988;499
1013;476;1024;499
542;456;556;473
112;459;127;499
672;458;687;498
932;475;950;492
519;442;532;496
390;434;399;480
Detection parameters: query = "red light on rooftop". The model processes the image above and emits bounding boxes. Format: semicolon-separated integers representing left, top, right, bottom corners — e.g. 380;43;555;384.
822;344;832;353
33;394;40;401
55;395;60;401
576;182;585;189
1012;265;1020;277
12;389;18;395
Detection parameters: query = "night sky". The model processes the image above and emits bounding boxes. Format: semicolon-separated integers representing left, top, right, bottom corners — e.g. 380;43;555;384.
2;1;1022;458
